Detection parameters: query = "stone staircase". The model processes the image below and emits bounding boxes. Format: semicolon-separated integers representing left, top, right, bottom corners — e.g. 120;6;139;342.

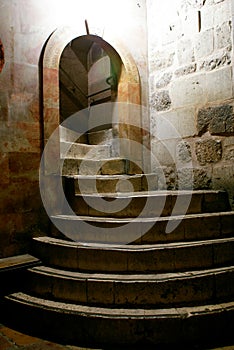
2;126;234;348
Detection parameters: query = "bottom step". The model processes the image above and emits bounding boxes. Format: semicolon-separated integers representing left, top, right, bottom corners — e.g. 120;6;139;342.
3;292;234;348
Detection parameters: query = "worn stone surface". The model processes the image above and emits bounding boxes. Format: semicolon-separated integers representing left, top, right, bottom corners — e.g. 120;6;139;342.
155;72;173;88
195;139;222;165
206;66;233;102
154;166;177;190
152;108;197;140
150;49;175;71
197;104;233;136
176;141;192;163
199;49;231;71
151;90;171;111
178;167;212;189
170;74;206;108
175;63;197;77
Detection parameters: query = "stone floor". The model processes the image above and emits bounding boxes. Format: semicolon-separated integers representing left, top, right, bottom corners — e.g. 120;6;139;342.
0;322;234;350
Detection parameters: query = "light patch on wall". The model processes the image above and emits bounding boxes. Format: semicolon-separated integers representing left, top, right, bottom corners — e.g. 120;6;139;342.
50;0;139;37
0;39;4;73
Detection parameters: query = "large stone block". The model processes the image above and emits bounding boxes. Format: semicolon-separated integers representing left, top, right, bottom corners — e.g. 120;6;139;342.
214;1;232;27
201;5;215;30
153;108;197;140
215;21;232;49
151;139;177;167
197;104;233;135
194;29;214;60
206;66;232;102
170;74;206;108
177;38;195;65
195;139;222;165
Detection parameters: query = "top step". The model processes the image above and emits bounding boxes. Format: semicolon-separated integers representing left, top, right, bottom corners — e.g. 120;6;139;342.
60;141;112;160
88;128;113;145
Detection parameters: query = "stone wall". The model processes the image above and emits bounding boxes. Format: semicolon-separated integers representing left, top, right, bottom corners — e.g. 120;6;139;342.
0;0;148;257
147;0;234;206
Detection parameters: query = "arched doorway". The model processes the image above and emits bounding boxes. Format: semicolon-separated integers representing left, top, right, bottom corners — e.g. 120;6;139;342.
42;26;142;173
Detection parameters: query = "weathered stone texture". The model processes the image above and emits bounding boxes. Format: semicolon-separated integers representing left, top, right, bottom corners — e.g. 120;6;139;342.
151;90;171;111
150;50;175;71
154;166;213;190
176;141;192;163
194;29;214;60
178;168;212;190
206;66;233;102
175;63;197;77
199;49;231;71
197;105;234;135
215;21;232;49
195;139;222;165
155;72;172;88
155;166;177;190
224;148;234;160
182;0;206;9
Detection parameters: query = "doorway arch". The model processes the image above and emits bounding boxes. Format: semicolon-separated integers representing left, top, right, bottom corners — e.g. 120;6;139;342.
42;26;142;170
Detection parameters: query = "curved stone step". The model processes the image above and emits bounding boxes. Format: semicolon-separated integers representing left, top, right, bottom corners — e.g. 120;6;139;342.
61;157;142;176
32;236;234;273
27;265;234;307
65;173;158;194
60;141;111;159
59;125;87;144
50;211;234;244
67;190;230;218
3;292;234;347
88;127;113;145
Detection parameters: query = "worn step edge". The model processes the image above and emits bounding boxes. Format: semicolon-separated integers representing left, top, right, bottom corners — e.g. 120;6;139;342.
65;173;158;193
28;264;234;282
0;254;40;272
61;157;142;176
33;236;234;273
60;141;111;159
50;211;234;244
3;293;234;346
51;210;234;223
27;265;234;307
68;190;230;217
